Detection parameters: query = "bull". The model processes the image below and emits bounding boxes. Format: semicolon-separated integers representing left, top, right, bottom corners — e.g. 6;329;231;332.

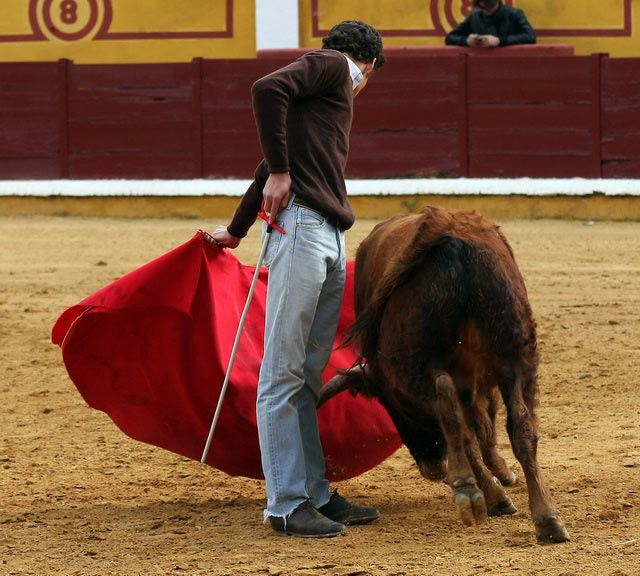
319;206;570;543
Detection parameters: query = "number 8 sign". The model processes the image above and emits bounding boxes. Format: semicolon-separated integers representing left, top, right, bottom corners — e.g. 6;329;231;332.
34;0;108;42
60;0;79;24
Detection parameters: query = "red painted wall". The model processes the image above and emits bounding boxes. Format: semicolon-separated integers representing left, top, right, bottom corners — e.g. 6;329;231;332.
67;63;196;178
601;58;640;178
0;62;63;179
1;47;639;180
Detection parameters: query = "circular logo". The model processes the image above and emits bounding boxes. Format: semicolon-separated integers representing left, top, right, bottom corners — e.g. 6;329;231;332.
31;0;110;42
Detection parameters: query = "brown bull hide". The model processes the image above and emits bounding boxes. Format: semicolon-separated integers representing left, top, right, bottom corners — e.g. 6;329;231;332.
321;206;569;543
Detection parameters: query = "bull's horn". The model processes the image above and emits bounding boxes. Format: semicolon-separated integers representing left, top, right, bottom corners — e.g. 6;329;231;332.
317;373;351;408
317;365;367;408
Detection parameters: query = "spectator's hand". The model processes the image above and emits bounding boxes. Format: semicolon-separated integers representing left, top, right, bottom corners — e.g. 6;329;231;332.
467;34;482;47
263;172;292;224
478;35;500;48
206;226;241;249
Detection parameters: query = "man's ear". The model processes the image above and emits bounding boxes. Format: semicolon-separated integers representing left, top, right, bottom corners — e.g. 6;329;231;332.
364;58;376;75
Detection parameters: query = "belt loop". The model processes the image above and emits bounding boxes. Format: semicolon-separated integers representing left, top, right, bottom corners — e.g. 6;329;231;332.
287;193;296;210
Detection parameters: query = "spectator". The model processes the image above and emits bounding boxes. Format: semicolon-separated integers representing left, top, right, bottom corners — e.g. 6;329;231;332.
445;0;536;48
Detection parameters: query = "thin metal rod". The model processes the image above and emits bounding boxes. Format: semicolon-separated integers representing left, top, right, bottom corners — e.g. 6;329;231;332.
200;230;272;464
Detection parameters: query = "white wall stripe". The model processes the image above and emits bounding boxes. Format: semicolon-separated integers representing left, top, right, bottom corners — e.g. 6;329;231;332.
0;179;639;197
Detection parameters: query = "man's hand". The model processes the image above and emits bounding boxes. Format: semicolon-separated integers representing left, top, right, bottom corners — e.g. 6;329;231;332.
262;172;292;224
205;226;241;248
477;34;500;48
467;34;482;47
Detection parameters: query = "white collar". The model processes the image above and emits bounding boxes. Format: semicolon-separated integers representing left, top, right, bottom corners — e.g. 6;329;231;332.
343;54;364;91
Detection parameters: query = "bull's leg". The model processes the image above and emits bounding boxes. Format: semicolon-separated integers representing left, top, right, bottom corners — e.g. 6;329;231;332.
431;369;487;527
462;402;517;517
486;391;518;485
469;391;517;486
502;375;570;543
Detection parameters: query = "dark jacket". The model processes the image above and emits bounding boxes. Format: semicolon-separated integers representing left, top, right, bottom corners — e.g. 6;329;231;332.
445;3;536;46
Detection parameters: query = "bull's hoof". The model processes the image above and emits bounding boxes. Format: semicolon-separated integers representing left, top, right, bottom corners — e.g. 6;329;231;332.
452;477;487;527
488;494;517;517
534;514;570;544
499;470;518;487
454;491;487;527
417;458;448;481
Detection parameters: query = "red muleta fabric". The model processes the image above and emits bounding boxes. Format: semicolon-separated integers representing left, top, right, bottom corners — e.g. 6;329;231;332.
52;232;401;481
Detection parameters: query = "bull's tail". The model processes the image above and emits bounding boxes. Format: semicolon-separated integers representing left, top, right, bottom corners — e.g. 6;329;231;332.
436;236;539;411
464;237;539;405
422;235;538;366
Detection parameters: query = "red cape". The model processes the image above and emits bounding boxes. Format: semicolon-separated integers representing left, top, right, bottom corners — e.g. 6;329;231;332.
52;232;401;481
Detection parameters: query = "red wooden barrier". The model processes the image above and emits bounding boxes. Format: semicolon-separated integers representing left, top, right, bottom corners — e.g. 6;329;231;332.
1;48;639;180
0;62;63;178
257;45;575;60
467;56;598;178
601;58;640;178
201;59;270;178
67;62;195;178
349;56;462;178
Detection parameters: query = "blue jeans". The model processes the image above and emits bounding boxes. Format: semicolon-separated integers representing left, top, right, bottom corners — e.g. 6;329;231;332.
257;199;346;521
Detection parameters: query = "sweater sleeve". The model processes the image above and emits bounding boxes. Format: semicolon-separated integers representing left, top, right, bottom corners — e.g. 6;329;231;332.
226;162;269;238
500;10;536;46
251;51;348;174
226;181;262;239
445;17;473;46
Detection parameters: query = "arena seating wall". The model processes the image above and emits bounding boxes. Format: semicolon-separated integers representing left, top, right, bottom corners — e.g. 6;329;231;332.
1;47;639;180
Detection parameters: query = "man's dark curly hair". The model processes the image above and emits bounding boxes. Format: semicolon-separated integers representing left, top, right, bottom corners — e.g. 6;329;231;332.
322;21;385;70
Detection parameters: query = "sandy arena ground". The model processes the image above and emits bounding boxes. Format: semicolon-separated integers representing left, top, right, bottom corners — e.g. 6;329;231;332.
1;214;639;576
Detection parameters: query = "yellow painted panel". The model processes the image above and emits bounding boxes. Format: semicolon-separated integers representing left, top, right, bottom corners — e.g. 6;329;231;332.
0;0;256;63
109;0;228;33
520;0;626;30
0;1;31;35
314;0;437;30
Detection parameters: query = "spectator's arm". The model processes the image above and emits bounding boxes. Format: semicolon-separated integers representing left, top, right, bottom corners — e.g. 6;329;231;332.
500;10;536;46
445;17;474;46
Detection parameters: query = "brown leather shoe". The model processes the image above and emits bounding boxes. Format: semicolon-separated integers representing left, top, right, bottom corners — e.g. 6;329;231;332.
269;500;345;538
317;491;380;525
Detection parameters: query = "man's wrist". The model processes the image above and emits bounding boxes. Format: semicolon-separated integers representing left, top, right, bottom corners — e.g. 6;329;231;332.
226;224;246;239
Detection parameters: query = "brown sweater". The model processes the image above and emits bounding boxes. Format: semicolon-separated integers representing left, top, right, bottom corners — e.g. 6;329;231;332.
227;49;355;237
